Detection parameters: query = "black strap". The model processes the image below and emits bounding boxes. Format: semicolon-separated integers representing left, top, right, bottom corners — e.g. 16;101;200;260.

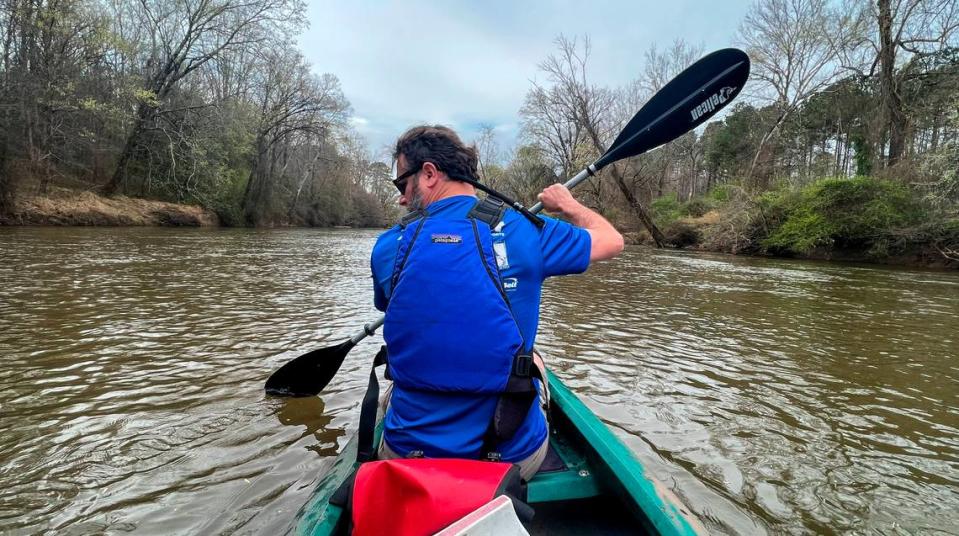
400;209;426;227
467;196;508;229
357;345;389;463
467;198;539;461
451;175;544;229
479;349;544;461
389;216;427;293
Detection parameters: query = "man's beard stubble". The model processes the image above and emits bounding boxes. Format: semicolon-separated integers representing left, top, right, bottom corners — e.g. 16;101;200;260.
406;176;425;212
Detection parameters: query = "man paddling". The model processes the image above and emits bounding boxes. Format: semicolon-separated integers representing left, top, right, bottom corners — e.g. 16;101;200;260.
371;125;623;479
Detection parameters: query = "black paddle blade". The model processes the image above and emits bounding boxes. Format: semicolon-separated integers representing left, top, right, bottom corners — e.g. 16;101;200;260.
595;48;750;170
264;339;355;397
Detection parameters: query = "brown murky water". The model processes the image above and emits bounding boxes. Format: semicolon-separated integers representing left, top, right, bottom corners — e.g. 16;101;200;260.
1;227;956;535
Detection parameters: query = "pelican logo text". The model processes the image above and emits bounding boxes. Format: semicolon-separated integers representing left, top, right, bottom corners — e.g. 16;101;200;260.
431;233;462;244
690;86;737;121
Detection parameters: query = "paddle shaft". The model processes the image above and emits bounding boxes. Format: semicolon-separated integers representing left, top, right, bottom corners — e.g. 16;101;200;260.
348;316;385;346
528;58;747;213
528;164;598;214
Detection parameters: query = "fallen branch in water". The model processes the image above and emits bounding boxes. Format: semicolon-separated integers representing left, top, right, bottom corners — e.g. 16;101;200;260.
936;243;959;262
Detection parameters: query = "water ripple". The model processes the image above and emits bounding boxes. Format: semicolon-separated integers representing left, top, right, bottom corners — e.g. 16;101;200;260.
1;229;957;535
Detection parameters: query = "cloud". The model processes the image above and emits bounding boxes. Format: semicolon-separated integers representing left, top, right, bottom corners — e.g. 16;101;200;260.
298;1;749;158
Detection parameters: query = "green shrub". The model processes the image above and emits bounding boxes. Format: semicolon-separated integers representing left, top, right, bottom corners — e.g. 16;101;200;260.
706;184;732;203
652;194;716;222
754;187;802;236
206;167;248;227
762;177;922;256
762;210;832;253
682;198;713;218
650;193;683;226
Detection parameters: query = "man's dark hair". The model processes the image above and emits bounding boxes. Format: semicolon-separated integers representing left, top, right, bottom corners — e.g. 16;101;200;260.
394;125;480;182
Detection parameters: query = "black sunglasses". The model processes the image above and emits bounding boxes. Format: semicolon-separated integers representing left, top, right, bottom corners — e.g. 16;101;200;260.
392;164;423;195
393;164;423;195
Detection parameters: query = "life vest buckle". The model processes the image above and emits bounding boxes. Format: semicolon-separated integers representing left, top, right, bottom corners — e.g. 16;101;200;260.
513;353;533;377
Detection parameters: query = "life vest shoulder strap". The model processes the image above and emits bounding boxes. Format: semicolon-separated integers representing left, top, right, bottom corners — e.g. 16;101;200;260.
400;208;427;227
468;196;543;461
389;214;428;293
467;196;507;229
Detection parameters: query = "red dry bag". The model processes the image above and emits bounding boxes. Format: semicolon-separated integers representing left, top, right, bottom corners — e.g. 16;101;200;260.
343;458;531;536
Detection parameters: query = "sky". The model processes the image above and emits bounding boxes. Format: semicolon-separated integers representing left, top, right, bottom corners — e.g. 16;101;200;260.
298;1;752;160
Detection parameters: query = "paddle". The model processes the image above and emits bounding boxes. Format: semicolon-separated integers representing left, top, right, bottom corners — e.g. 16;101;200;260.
265;48;750;397
265;317;385;398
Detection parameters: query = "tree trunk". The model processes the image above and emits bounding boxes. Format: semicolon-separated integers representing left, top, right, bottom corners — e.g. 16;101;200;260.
580;120;667;247
841;132;849;176
747;109;788;187
609;166;667;248
877;0;907;167
834;134;842;176
102;102;152;195
242;157;269;226
243;136;274;225
288;151;322;220
0;128;13;216
930;112;941;152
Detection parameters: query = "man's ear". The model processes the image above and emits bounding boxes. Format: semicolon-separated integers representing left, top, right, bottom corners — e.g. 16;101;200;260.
421;161;441;186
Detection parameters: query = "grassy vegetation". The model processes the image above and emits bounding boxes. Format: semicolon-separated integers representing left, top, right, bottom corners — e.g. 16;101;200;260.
0;187;219;226
647;177;959;267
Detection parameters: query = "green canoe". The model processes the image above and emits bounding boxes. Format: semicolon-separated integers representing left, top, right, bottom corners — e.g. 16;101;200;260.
294;370;704;535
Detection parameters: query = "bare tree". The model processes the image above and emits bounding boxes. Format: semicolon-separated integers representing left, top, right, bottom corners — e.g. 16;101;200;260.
103;0;305;194
501;144;556;204
640;40;704;96
521;35;668;246
0;0;109;194
739;0;842;184
635;40;706;201
242;49;348;225
474;123;508;191
837;0;959;167
520;86;590;181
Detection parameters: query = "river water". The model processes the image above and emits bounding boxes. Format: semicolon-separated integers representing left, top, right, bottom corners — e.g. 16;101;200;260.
1;227;956;535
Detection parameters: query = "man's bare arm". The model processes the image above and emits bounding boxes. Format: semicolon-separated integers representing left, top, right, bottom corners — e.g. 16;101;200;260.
537;184;625;262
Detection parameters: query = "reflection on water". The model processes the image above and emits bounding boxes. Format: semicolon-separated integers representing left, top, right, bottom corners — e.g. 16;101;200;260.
539;250;959;535
1;227;957;534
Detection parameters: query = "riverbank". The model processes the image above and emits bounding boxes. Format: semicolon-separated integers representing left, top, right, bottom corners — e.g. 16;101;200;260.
626;218;959;270
0;188;219;227
629;177;959;270
5;180;957;270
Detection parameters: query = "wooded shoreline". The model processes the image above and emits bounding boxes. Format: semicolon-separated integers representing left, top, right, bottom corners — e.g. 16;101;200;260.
2;1;956;257
5;186;955;270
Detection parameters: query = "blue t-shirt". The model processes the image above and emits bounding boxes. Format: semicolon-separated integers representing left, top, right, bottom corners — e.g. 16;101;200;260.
371;195;591;461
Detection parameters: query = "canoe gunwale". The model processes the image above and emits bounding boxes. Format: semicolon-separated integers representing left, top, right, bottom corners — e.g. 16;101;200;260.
292;370;703;536
543;370;703;535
